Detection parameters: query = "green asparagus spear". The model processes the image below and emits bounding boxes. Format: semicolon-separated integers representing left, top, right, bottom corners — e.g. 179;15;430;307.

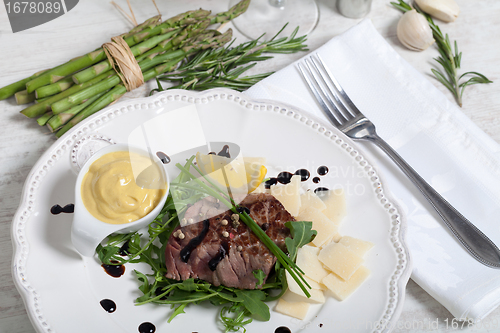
20;70;114;118
46;91;107;131
15;90;36;105
56;85;127;137
35;76;75;99
0;69;47;100
36;112;53;126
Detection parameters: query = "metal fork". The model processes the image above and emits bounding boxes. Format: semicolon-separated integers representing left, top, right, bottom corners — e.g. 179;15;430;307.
298;54;500;268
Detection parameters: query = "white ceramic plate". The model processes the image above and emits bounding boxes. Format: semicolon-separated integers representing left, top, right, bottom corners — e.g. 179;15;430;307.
12;89;411;333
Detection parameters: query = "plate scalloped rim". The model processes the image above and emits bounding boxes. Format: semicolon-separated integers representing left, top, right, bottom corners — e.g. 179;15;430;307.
11;88;412;333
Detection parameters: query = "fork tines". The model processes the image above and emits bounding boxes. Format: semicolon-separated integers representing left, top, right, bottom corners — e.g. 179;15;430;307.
298;54;361;127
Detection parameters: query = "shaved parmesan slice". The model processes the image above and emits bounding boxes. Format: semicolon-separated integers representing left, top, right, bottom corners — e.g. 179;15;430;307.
296;245;329;283
338;236;374;258
318;188;346;225
318;243;364;281
275;298;310;320
322;266;371;301
297;207;338;247
286;271;325;304
299;190;326;213
270;175;301;217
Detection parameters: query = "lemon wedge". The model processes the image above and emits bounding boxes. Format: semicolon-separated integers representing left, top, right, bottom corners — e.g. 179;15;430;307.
195;152;267;193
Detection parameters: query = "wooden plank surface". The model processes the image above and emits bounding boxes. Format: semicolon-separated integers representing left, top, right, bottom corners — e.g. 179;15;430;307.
0;1;499;332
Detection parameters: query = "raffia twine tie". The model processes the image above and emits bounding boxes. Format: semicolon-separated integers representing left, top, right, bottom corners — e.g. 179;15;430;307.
102;36;144;91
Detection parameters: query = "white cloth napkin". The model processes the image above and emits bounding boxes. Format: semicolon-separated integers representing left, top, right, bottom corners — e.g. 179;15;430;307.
244;19;500;321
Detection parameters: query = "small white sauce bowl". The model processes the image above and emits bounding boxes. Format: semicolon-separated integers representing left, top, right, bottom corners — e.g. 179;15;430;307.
71;143;169;257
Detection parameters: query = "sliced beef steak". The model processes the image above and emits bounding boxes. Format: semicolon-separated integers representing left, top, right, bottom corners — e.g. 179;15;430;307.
165;193;293;289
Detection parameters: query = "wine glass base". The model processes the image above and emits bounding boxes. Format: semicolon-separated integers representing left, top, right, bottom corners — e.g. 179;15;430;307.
229;0;319;40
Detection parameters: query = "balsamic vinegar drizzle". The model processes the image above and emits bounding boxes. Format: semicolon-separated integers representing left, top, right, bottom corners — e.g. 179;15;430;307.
99;299;116;313
236;206;250;215
218;145;231;158
102;262;125;278
118;240;130;256
50;203;74;215
208;242;229;271
138;322;156;333
294;169;310;181
264;167;320;189
314;187;330;194
276;171;294;184
317;166;329;176
180;219;210;263
264;177;278;189
156;151;171;164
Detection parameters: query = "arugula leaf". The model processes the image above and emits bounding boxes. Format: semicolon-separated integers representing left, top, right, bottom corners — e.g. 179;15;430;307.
168;303;188;323
284;221;317;261
252;269;266;287
134;270;151;295
177;278;198;292
234;290;270;321
220;303;252;333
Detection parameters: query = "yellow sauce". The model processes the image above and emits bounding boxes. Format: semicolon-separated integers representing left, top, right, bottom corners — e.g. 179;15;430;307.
81;151;166;224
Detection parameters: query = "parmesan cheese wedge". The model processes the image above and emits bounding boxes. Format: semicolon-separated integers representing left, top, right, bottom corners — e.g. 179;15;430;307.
318;188;346;225
297;207;338;247
275;298;310;320
270;175;301;217
318;243;364;281
299;190;327;213
322;266;371;301
338;236;374;258
296;245;329;283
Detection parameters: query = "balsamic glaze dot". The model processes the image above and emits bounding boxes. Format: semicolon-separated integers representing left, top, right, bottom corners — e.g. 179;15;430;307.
118;241;130;256
314;187;330;194
100;299;116;313
101;263;125;278
50;203;74;215
294;169;310;181
275;327;292;333
63;204;75;213
276;171;294;184
156;151;171;164
138;322;156;333
264;178;278;189
236;206;250;215
217;145;231;158
317;166;329;176
313;177;321;184
50;205;62;215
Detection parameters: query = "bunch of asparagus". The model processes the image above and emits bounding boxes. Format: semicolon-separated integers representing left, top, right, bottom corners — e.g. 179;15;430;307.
0;1;249;138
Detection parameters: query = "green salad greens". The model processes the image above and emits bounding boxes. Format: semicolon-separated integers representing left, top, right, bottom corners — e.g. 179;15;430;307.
96;156;316;332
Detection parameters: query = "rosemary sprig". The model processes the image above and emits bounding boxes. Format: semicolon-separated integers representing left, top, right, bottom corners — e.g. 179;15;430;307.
391;0;492;107
150;25;308;93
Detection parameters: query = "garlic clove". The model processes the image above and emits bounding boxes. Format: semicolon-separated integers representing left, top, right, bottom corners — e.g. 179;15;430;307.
415;0;460;23
397;9;435;52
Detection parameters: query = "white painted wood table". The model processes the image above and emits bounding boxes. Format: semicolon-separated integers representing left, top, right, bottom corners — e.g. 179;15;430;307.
1;1;499;332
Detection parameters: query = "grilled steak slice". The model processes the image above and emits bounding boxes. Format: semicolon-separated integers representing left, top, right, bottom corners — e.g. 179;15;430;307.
165;193;293;289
